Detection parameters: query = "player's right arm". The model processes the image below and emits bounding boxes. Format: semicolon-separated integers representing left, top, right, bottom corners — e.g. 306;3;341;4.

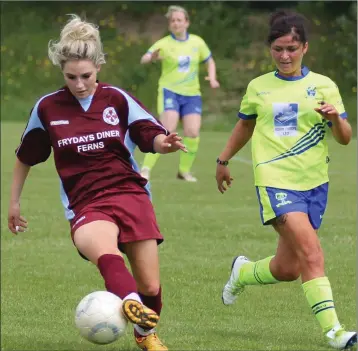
8;99;52;234
140;49;162;64
8;159;30;234
216;119;256;194
218;119;256;161
140;39;163;64
216;82;257;193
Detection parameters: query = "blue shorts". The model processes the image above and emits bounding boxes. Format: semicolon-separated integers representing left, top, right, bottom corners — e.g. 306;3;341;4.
158;88;202;117
256;183;329;229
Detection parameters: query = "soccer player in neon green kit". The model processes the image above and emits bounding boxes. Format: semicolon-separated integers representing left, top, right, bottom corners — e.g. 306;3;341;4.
140;5;220;182
216;10;356;350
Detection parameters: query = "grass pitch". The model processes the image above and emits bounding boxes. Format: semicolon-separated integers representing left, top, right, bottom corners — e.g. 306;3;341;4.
1;122;356;350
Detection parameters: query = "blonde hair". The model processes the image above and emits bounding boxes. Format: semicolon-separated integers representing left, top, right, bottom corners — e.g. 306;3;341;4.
48;14;106;68
165;5;189;21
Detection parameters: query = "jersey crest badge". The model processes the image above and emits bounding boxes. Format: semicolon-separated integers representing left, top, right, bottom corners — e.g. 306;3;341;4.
306;86;316;97
103;107;119;125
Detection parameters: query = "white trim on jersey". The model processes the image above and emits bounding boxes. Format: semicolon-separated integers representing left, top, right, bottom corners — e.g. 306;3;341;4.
123;131;152;199
60;180;75;220
21;89;65;138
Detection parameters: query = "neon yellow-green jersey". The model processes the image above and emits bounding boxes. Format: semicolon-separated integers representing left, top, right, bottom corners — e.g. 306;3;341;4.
147;33;211;96
239;66;347;191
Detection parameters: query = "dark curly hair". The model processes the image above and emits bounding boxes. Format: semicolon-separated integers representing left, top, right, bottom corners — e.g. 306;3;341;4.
268;9;309;45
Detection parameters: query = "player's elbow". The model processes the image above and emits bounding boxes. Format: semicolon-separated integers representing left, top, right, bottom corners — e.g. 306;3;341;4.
334;131;351;145
337;136;351;145
337;128;352;145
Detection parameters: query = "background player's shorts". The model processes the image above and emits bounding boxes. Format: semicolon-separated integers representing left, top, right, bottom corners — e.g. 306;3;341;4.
69;188;163;259
158;88;202;117
255;182;329;229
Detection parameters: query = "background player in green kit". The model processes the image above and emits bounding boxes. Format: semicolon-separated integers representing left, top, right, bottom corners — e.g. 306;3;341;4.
216;9;356;350
140;5;220;182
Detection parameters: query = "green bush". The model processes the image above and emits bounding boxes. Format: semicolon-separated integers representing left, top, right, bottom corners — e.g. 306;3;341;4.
1;2;356;132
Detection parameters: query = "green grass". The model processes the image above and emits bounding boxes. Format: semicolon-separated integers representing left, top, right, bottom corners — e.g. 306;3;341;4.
1;122;356;351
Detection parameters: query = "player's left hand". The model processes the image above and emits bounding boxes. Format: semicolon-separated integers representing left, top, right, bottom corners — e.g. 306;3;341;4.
205;76;220;89
156;133;188;154
314;101;339;121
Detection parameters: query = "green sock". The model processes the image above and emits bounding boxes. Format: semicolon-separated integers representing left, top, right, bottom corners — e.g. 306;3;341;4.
141;153;161;170
302;276;339;333
179;137;200;174
239;256;279;285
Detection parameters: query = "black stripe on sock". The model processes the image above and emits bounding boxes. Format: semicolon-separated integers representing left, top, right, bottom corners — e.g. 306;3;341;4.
311;299;334;309
314;306;335;315
253;262;264;284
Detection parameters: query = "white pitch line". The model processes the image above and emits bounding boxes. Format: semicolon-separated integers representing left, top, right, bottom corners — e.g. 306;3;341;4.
232;156;252;165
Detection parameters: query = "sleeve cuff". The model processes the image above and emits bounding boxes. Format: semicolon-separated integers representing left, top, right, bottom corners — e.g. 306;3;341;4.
238;112;257;120
201;53;212;63
327;112;348;127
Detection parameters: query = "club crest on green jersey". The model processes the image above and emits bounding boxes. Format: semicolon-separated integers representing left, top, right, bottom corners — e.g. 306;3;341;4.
306;86;316;97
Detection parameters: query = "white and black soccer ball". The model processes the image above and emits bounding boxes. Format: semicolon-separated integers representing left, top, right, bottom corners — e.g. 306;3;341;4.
75;291;128;344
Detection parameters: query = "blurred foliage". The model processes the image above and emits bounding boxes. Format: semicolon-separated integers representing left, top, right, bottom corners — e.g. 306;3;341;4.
1;1;356;130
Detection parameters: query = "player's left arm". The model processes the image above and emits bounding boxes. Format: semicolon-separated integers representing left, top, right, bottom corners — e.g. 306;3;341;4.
124;92;187;154
153;133;187;154
130;120;187;154
317;105;352;145
205;57;220;89
314;82;352;145
198;37;219;89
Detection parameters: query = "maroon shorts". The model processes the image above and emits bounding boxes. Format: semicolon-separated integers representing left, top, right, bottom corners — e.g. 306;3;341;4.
69;189;163;257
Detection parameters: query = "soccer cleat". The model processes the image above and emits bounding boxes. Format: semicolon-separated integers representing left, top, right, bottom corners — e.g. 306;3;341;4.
135;333;168;351
122;299;159;330
177;172;197;182
222;255;250;305
140;167;150;180
325;324;357;350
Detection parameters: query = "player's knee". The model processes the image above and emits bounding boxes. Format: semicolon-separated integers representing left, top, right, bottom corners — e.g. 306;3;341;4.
299;248;324;269
184;129;199;138
138;282;160;296
164;124;177;133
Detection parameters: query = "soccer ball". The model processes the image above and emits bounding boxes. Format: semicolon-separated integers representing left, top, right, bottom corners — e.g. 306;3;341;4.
75;291;128;344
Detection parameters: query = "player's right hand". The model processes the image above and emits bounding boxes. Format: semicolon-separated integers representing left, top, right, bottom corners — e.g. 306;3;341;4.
216;165;233;194
8;202;28;234
151;49;162;62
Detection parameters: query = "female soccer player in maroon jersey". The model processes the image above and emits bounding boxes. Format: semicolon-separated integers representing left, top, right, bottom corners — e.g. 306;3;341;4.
7;14;186;351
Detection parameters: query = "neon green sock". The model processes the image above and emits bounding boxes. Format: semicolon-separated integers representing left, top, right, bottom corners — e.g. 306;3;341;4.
141;153;161;170
239;256;280;285
302;276;339;333
179;137;200;174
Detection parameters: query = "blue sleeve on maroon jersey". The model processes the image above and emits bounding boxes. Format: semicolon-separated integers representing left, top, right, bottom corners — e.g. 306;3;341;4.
16;100;52;166
119;90;168;153
130;120;168;153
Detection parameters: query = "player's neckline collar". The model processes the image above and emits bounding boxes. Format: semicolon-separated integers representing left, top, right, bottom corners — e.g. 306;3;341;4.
77;94;94;102
275;66;310;81
170;32;189;42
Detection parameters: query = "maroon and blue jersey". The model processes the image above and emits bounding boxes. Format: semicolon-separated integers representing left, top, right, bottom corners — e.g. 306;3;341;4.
16;82;167;220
